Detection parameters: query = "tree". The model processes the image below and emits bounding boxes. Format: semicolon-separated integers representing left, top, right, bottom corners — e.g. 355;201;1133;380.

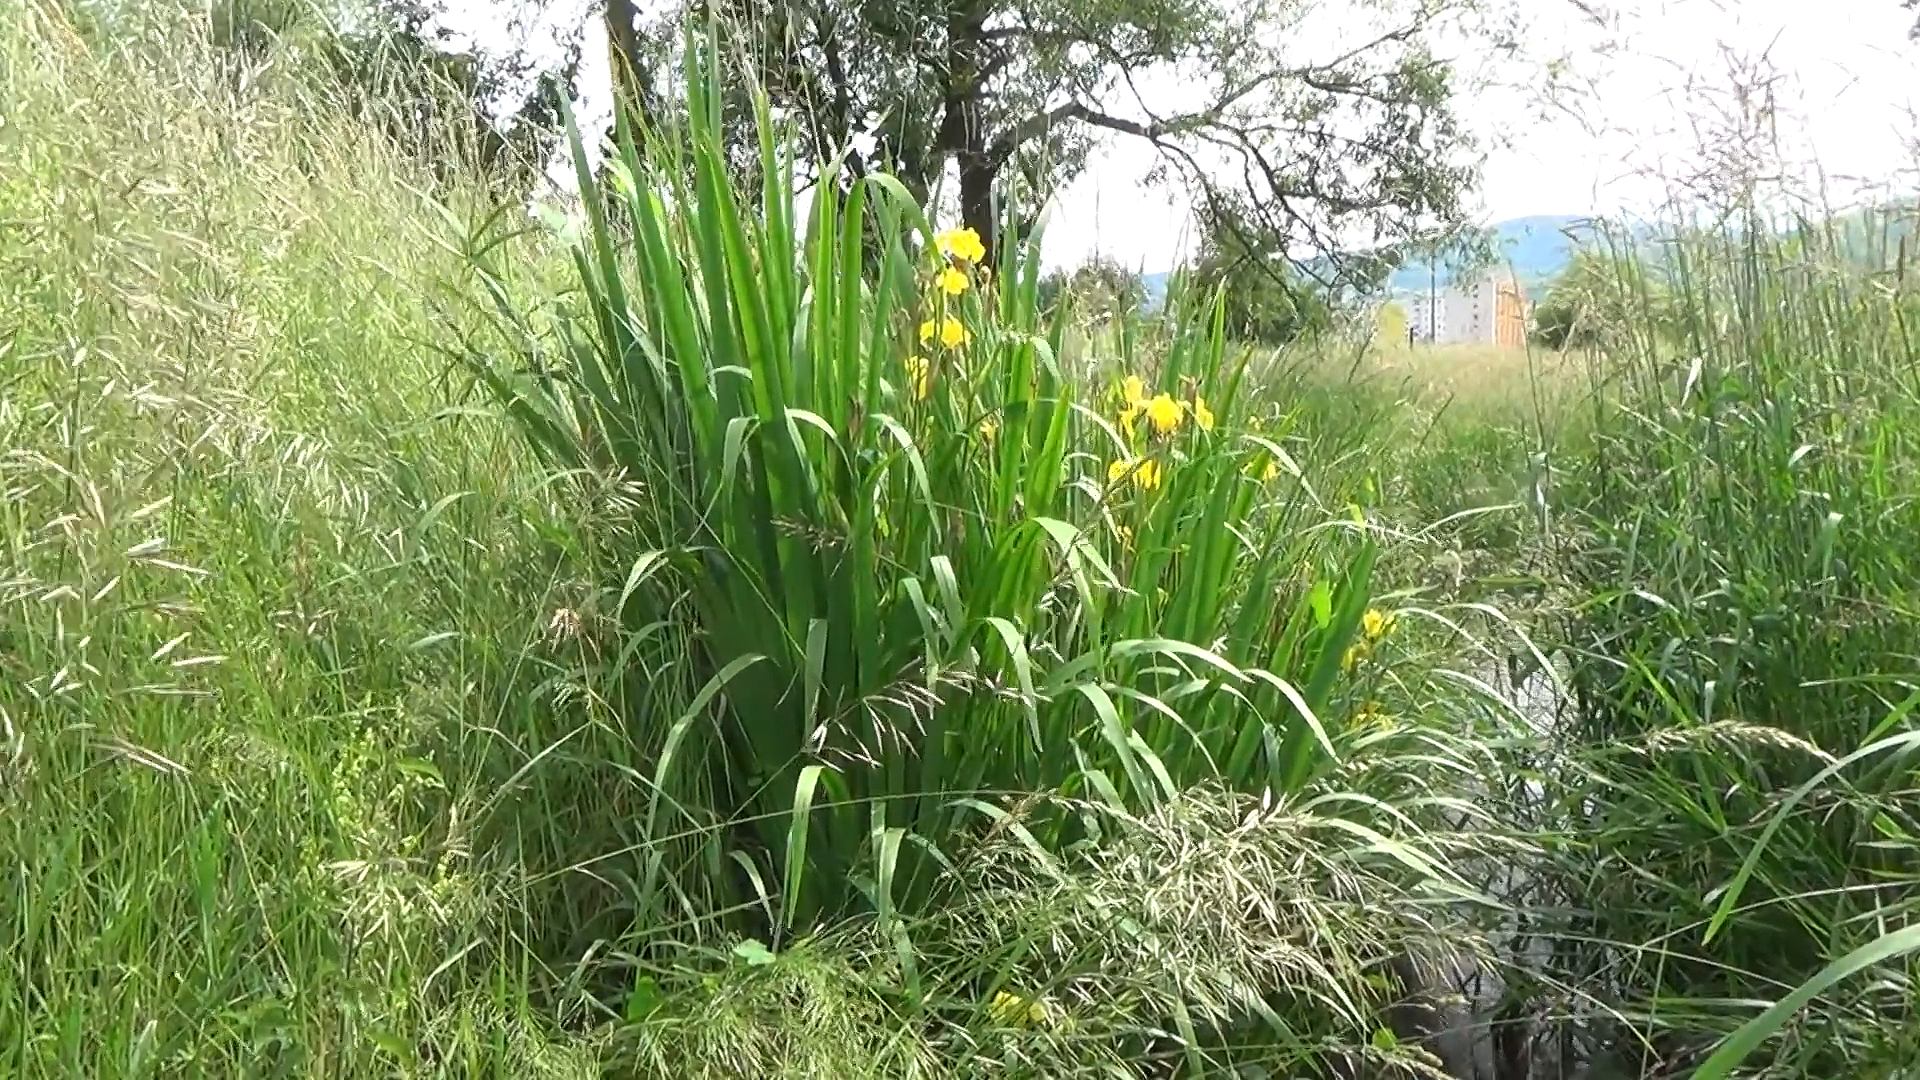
695;0;1513;268
208;0;583;193
1529;247;1642;352
607;0;672;132
1040;253;1148;321
1187;196;1337;345
321;0;583;191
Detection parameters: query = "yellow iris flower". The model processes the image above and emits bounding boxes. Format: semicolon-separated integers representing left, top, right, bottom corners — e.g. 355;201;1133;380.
1144;393;1184;437
936;226;988;265
1121;374;1148;406
918;316;969;349
936;265;970;296
1191;396;1215;432
989;990;1050;1027
1107;457;1163;491
1362;608;1395;641
1142;459;1164;490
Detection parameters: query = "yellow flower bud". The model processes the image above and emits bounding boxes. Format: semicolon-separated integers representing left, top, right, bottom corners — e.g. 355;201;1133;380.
904;355;931;399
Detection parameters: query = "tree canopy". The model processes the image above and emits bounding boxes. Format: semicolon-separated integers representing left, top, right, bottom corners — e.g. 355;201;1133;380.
209;0;581;191
1039;253;1149;321
207;0;1521;280
1529;246;1658;352
682;0;1514;271
1187;194;1336;345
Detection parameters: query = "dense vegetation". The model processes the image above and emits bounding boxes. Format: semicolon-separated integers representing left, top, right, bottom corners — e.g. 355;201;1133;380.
4;2;1919;1078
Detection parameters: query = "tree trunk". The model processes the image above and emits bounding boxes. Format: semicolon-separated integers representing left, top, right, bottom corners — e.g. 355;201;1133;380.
943;1;997;264
605;0;647;130
959;152;997;265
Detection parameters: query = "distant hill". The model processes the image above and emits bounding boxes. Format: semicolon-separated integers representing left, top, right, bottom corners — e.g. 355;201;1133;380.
1133;215;1598;310
1141;270;1171;309
1132;207;1918;312
1387;215;1598;295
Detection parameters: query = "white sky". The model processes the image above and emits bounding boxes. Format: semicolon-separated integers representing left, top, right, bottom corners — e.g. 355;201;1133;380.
441;0;1920;271
1043;0;1920;270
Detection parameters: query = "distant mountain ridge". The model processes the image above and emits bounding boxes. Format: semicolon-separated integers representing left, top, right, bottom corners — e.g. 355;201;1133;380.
1134;206;1917;310
1140;270;1172;309
1386;214;1596;295
1133;215;1596;309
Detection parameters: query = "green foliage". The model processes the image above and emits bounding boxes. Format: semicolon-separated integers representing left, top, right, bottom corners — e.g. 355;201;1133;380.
1187;200;1338;345
445;34;1530;1078
615;937;942;1079
317;0;582;192
1527;247;1599;349
1037;252;1147;321
695;0;1501;265
1357;204;1920;1077
6;6;1505;1076
203;0;580;193
1527;243;1664;351
912;784;1494;1078
463;34;1417;935
39;2;1920;1078
0;1;602;1073
1536;212;1920;1074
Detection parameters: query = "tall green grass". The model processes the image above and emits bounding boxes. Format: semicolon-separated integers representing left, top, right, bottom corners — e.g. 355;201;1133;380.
466;35;1406;924
50;3;1920;1076
1534;212;1920;1075
0;2;603;1074
4;5;1524;1077
458;26;1518;1076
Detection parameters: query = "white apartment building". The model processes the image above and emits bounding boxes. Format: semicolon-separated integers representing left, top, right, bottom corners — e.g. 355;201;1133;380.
1406;270;1529;347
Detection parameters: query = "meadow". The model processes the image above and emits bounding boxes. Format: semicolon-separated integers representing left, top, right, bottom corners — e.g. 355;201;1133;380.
3;3;1918;1078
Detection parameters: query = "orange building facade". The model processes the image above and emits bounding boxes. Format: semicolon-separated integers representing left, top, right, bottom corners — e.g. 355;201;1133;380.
1494;277;1530;348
